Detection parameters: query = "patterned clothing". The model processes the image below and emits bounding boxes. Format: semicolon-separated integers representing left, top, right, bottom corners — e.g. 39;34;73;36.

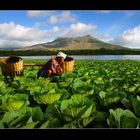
37;57;60;78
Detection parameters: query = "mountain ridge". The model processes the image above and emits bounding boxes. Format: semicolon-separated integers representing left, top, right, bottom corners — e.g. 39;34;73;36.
16;35;130;51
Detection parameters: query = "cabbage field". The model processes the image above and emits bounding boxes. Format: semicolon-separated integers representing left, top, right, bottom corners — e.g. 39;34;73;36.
0;59;140;128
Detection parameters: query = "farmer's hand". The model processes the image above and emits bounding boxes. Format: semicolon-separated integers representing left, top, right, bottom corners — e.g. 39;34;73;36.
47;69;52;77
56;67;63;75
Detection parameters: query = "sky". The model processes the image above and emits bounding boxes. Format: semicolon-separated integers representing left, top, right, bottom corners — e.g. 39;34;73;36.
0;10;140;49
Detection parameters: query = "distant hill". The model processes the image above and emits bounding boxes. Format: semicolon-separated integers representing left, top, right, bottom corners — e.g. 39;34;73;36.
17;35;129;51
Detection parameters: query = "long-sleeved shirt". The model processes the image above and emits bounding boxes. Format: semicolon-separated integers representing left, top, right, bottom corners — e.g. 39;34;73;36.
37;57;61;78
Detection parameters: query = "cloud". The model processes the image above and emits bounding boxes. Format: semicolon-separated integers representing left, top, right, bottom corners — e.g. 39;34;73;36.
58;11;77;23
49;16;58;24
0;21;97;49
94;33;111;41
96;10;112;14
27;10;54;18
27;10;77;25
0;22;60;49
33;21;47;28
59;22;96;37
0;40;38;49
48;11;77;24
110;25;140;48
121;10;140;17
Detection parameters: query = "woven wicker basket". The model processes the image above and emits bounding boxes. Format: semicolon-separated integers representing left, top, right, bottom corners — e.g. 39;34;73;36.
0;57;23;77
62;60;75;72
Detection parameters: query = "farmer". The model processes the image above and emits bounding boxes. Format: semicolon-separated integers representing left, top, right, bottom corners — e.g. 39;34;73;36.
37;51;67;78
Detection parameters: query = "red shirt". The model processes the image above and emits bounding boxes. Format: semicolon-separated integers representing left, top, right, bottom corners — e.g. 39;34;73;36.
50;57;60;74
37;57;62;78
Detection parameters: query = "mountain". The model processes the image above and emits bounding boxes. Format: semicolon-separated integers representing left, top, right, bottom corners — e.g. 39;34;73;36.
17;35;129;51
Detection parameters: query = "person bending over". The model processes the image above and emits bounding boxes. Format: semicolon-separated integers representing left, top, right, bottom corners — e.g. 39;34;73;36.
37;52;67;78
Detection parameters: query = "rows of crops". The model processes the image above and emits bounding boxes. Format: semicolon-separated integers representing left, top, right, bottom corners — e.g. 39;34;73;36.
0;59;140;128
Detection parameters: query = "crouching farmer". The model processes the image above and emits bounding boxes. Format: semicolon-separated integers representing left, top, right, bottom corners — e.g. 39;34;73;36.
37;52;67;78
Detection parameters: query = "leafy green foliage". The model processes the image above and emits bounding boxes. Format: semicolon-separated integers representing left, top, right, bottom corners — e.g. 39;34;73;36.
0;94;29;111
0;59;140;128
44;94;96;128
107;108;139;128
0;106;32;128
34;92;62;105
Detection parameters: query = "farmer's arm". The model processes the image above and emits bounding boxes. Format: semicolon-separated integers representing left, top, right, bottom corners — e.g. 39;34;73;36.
37;59;52;78
50;58;63;75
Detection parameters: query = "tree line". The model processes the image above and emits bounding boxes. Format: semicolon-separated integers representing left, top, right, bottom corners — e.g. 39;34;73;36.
0;49;140;56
